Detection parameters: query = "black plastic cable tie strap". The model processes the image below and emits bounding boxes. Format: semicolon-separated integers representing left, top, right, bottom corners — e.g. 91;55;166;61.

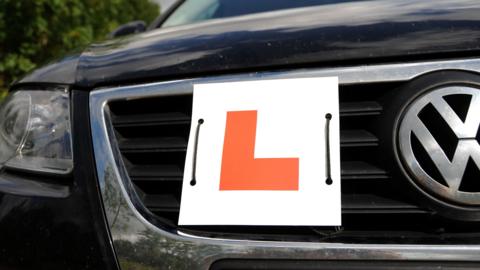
325;113;333;185
190;118;204;186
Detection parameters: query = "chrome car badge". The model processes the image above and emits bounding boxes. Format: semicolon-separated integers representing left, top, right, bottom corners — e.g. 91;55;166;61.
399;86;480;205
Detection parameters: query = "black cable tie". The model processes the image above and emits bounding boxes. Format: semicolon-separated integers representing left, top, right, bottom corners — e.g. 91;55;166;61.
190;118;204;186
325;113;333;185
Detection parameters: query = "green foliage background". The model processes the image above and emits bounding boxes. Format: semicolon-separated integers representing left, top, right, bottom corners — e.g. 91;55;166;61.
0;0;160;93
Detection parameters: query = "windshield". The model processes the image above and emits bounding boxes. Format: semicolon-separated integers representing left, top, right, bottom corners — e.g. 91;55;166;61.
162;0;364;28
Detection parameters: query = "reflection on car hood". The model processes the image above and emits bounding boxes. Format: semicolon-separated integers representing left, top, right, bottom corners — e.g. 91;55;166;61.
18;0;480;88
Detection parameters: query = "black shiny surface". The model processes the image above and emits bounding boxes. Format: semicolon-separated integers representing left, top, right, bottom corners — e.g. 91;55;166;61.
0;91;118;270
0;171;70;198
74;0;480;88
14;0;480;89
17;55;79;86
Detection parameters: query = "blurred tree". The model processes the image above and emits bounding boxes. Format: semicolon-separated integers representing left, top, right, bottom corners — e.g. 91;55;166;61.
0;0;160;92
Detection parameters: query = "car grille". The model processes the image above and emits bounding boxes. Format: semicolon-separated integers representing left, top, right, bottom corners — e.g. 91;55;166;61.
107;80;477;243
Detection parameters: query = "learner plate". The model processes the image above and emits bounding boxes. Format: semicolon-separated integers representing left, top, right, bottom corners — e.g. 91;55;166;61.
179;77;341;226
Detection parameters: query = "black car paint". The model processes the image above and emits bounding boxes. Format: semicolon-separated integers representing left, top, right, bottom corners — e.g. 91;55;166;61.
0;91;118;270
6;0;480;269
18;0;480;89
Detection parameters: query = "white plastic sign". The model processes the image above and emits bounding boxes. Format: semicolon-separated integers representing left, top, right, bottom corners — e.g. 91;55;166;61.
179;77;341;226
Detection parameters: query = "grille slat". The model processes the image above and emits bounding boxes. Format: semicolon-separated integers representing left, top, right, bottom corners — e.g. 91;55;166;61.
129;165;183;181
340;101;382;116
341;161;388;179
138;194;423;216
342;194;424;213
340;130;378;147
143;194;180;212
109;82;432;235
118;137;187;153
127;161;388;182
112;112;191;127
120;130;380;151
137;194;424;215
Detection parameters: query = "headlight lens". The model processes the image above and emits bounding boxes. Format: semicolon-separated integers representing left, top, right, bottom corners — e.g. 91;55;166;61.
0;90;72;174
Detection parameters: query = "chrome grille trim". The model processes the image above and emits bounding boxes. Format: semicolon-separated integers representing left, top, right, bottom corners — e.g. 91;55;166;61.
91;58;480;270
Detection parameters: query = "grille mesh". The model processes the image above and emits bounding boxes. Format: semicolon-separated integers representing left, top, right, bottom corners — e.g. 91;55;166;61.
107;81;475;242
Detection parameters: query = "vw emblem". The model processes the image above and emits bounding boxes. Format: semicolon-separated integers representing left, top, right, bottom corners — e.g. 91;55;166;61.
399;86;480;205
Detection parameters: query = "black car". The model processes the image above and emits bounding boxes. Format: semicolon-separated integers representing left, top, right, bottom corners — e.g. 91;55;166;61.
3;0;480;269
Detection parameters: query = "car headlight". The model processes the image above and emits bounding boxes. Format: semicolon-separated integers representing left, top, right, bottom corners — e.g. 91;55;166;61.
0;89;72;174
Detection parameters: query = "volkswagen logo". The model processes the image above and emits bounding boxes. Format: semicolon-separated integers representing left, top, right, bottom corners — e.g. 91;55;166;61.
399;86;480;205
